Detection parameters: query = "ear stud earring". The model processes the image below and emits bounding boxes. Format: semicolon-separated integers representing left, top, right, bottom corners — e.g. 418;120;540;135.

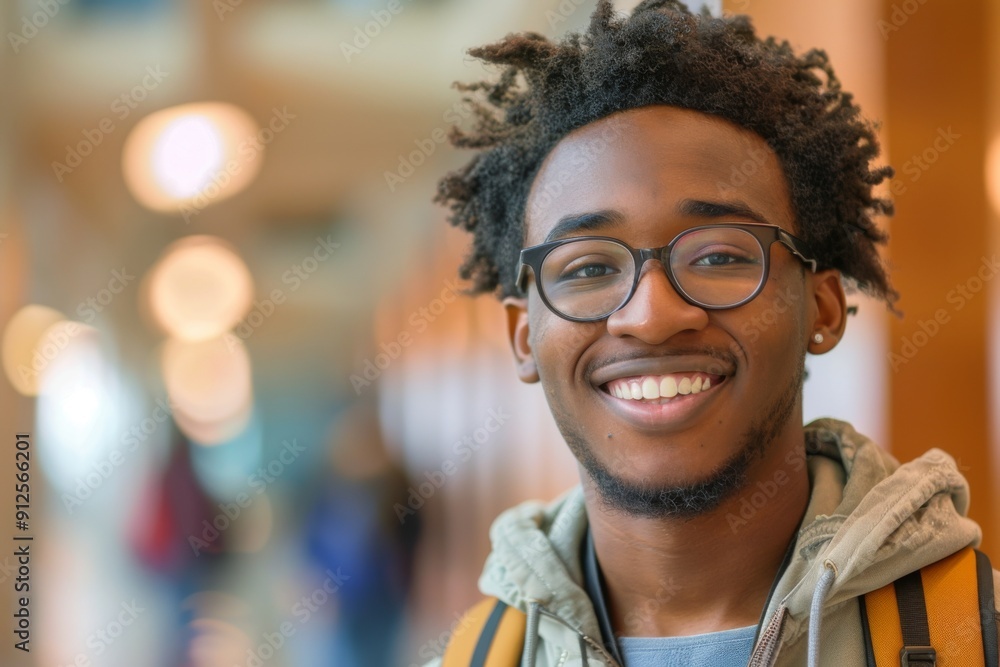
812;332;825;344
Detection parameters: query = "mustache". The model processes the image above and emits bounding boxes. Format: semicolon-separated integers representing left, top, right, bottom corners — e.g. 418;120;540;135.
584;345;741;379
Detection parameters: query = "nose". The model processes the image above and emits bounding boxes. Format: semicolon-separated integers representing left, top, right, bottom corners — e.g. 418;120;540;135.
605;259;710;344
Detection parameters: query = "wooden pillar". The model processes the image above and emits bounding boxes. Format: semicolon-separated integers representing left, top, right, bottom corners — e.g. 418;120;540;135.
883;0;996;558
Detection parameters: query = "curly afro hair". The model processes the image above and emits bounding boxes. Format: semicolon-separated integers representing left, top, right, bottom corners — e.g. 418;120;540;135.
435;0;897;309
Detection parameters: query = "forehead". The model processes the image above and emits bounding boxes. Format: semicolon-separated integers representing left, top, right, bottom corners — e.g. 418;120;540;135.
523;106;796;245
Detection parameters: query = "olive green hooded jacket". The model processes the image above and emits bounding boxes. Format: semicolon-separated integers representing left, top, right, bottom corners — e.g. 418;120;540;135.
424;419;1000;666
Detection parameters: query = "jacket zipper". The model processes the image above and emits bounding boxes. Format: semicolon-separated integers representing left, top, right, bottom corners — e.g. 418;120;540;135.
535;605;623;666
747;605;788;667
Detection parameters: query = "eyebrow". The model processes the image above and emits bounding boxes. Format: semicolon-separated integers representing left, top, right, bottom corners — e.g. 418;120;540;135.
541;199;772;243
544;210;627;243
677;198;771;224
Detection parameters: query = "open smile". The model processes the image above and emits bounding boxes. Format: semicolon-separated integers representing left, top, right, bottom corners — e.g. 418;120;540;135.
594;370;731;431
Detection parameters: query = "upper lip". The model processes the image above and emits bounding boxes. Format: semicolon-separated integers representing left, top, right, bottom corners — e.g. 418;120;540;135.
590;355;737;387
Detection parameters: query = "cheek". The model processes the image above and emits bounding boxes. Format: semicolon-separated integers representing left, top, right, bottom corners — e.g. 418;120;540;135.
746;279;807;342
726;284;808;375
530;314;601;384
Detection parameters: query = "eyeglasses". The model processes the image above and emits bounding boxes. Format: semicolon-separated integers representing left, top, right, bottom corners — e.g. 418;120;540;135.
515;222;818;322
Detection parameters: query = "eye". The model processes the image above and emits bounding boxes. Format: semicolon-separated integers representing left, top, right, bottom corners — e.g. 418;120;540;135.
563;263;618;279
555;253;624;282
692;252;747;266
689;246;759;267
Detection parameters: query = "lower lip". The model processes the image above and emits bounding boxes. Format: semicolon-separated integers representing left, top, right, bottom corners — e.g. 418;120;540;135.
595;379;727;432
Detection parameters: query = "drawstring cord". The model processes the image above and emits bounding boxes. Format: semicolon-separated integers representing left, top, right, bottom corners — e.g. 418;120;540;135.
520;599;623;667
807;560;837;667
522;600;541;667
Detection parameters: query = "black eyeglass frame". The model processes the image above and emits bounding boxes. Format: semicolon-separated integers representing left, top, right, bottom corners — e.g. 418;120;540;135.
514;222;819;322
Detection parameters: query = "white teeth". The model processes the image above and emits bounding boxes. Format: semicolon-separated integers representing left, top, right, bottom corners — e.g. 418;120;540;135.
607;375;718;401
641;377;659;399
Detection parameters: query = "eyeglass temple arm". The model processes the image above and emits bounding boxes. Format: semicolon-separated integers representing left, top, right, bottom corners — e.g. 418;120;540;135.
514;259;529;294
777;230;818;273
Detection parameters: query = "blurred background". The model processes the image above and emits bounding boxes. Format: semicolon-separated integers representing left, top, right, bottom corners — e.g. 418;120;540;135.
0;0;998;665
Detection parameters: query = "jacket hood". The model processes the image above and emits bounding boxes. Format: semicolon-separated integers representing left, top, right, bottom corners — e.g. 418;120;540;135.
475;418;983;662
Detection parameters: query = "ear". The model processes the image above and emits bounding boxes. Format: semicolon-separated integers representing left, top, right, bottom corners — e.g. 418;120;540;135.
502;296;539;383
807;269;847;354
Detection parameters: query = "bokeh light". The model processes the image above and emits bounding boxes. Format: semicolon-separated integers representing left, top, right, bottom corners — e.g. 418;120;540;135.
147;236;254;342
161;335;254;445
189;617;253;667
122;102;262;213
36;323;127;494
1;304;68;396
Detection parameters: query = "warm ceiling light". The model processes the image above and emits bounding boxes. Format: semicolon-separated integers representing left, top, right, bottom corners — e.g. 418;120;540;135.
147;236;254;342
161;336;253;446
122;102;262;215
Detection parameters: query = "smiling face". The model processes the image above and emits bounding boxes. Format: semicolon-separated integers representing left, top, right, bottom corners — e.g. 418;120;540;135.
504;105;847;518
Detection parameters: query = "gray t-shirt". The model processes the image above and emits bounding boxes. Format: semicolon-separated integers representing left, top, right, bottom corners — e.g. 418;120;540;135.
617;625;756;666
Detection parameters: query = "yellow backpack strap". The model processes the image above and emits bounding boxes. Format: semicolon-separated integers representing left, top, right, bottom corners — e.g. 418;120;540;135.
862;546;996;666
442;597;527;667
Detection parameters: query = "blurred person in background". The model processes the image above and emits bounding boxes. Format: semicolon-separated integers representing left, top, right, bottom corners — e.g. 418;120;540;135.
304;393;420;666
426;1;999;665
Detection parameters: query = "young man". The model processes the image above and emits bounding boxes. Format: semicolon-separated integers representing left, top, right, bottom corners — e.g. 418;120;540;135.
430;1;999;665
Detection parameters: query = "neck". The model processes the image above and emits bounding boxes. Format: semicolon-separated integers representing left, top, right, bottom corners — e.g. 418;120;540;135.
585;429;810;638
